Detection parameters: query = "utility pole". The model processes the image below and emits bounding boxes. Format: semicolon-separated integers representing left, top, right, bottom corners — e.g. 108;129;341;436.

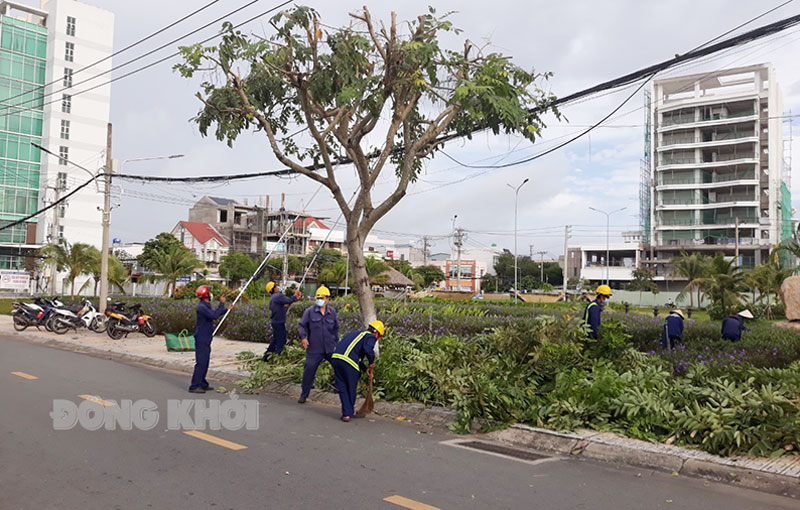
99;123;112;313
529;244;534;259
47;175;65;295
734;216;740;264
508;178;529;303
537;250;547;282
561;225;571;301
421;236;430;266
454;228;465;291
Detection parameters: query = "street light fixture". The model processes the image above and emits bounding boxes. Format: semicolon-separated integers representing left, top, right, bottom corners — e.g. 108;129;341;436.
99;152;185;312
508;178;529;303
588;206;627;286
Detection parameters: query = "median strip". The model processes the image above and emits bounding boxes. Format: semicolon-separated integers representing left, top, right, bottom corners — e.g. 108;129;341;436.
11;371;38;380
183;430;247;451
77;394;115;407
383;495;442;510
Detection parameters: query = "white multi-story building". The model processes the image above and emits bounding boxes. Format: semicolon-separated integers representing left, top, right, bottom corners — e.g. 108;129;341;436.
649;64;791;269
0;0;112;272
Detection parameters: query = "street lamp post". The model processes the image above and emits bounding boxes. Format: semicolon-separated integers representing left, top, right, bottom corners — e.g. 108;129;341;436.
508;179;529;303
588;206;627;286
99;152;184;312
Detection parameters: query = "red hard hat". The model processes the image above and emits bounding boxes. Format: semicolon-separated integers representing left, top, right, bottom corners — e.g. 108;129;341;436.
195;285;210;299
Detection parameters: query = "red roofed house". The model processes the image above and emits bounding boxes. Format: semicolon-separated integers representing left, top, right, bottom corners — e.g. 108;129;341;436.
295;217;328;230
171;221;229;267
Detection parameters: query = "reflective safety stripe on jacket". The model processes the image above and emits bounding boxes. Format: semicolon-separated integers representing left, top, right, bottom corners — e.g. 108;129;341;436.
331;331;368;371
583;302;598;325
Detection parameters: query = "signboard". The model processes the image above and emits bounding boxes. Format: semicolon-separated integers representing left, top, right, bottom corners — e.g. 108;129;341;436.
177;276;192;283
386;250;394;259
0;270;29;290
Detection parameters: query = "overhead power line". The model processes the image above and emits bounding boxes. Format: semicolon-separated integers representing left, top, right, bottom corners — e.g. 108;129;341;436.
0;0;293;118
115;6;800;186
0;0;223;115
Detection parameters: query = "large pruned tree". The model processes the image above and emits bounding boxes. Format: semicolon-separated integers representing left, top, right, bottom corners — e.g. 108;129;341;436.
176;6;559;323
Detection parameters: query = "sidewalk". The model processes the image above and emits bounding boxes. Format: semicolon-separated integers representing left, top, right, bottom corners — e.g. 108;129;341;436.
4;315;799;498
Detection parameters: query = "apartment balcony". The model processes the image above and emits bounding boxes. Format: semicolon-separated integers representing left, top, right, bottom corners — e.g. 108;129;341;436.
580;264;635;282
657;152;757;170
657;134;757;151
656;195;758;210
655;237;768;249
658;110;758;133
656;217;759;229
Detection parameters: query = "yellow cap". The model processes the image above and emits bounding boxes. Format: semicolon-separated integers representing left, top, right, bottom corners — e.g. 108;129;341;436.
315;286;330;297
368;320;385;337
265;281;275;293
596;285;612;297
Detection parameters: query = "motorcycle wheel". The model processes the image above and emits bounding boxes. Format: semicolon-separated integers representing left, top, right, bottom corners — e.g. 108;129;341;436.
52;318;70;335
90;316;107;333
142;319;156;337
12;314;29;331
107;320;126;340
44;314;55;332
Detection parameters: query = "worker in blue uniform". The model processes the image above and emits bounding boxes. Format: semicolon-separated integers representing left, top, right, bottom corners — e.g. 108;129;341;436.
583;284;612;339
261;281;302;362
331;321;384;422
189;285;232;393
660;310;685;349
297;286;339;403
721;309;753;342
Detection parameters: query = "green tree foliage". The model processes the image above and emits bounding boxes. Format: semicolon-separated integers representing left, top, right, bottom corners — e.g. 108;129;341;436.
413;265;446;286
40;242;97;296
218;251;257;287
138;233;188;271
744;259;791;319
145;245;201;296
175;5;559;325
494;253;562;290
82;248;128;296
627;267;659;295
700;255;746;319
672;251;710;308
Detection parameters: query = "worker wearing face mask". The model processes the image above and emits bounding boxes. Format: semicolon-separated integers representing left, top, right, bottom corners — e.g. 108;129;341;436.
297;286;339;403
261;281;302;362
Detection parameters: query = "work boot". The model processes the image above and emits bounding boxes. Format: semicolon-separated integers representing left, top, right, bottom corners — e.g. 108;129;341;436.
188;388;206;394
202;386;214;391
297;396;307;404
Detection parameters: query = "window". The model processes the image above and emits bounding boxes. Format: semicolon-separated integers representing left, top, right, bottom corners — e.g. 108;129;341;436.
219;210;227;223
64;42;74;62
63;68;72;88
58;146;68;165
59;119;70;140
61;94;71;114
66;16;76;37
57;172;67;189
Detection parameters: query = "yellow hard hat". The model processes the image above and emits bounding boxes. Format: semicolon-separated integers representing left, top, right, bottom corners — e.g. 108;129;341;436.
265;281;275;293
596;285;612;297
315;286;330;298
368;320;385;337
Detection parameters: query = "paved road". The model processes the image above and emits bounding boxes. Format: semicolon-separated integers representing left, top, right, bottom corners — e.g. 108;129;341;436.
1;336;796;510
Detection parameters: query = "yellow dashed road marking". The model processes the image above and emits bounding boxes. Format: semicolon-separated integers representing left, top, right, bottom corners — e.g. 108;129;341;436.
183;430;247;451
11;371;38;380
384;495;443;510
77;394;115;407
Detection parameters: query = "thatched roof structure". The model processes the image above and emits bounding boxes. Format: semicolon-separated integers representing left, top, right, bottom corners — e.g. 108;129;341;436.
372;266;414;288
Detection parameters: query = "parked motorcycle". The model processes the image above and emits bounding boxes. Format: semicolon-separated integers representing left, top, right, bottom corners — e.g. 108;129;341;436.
12;297;63;331
105;302;156;339
48;299;107;335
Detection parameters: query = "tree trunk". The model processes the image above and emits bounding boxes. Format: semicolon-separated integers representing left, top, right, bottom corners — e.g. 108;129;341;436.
346;225;376;325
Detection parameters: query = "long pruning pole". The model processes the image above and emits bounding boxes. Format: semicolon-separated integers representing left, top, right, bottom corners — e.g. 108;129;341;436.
213;185;323;336
298;189;358;287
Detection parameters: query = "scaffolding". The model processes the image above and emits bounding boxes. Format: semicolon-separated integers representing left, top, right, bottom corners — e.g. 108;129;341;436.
639;90;652;244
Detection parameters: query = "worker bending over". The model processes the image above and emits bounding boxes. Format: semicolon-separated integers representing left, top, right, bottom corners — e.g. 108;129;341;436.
331;321;384;422
661;309;685;349
721;309;753;342
583;285;612;339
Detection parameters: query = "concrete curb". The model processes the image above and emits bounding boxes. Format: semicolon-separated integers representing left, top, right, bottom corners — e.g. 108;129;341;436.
488;424;800;499
8;329;799;498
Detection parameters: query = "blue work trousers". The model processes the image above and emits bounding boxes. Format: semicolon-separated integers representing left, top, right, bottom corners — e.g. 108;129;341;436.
301;352;333;399
262;322;288;360
190;339;211;390
332;358;360;418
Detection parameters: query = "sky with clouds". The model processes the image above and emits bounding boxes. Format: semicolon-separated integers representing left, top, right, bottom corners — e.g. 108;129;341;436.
91;0;800;258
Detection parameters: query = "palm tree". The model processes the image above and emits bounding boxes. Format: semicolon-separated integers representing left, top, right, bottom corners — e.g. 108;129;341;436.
145;245;200;296
698;255;745;317
40;242;97;296
744;260;792;319
81;253;130;296
672;251;710;307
